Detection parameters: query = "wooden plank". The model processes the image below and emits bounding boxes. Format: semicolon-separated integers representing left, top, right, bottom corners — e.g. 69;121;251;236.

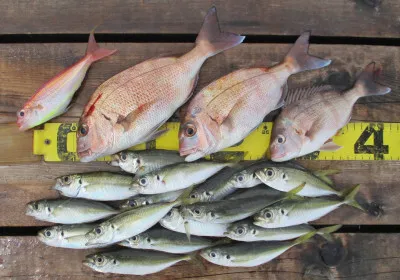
0;234;399;279
1;43;399;120
0;0;399;38
0;160;399;227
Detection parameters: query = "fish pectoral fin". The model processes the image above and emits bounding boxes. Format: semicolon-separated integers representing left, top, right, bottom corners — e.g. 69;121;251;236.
143;128;169;142
313;169;341;186
116;102;156;132
319;140;342;152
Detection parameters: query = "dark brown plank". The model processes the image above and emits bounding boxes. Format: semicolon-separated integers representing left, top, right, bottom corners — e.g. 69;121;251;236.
0;160;399;227
1;234;399;279
1;42;399;120
0;0;399;38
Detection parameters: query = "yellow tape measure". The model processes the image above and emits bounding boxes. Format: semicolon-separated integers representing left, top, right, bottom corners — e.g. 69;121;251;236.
33;122;400;162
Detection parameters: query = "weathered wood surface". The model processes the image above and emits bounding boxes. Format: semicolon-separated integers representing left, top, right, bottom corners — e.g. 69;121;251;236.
0;160;397;226
1;43;399;118
0;0;399;38
1;234;399;279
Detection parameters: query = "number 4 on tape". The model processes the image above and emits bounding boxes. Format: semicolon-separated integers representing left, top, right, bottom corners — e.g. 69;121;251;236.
33;122;400;162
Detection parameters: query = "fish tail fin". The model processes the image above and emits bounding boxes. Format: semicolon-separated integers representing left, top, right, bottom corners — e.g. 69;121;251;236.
175;185;197;206
196;7;245;58
86;31;117;63
284;31;331;74
293;231;316;246
353;62;391;98
316;224;342;241
186;252;206;272
342;184;365;211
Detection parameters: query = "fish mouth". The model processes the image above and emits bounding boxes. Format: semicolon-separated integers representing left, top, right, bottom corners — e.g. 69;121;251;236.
82;258;95;267
78;149;97;163
16;121;29;132
179;147;198;157
108;154;120;166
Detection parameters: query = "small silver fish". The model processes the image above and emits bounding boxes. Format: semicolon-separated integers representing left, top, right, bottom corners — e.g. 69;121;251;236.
255;165;341;197
119;228;215;253
225;185;283;200
254;185;363;228
119;190;184;210
225;221;341;242
109;150;184;175
38;224;104;249
53;172;137;201
130;161;231;194
26;199;118;224
84;249;191;275
200;232;315;267
159;208;229;237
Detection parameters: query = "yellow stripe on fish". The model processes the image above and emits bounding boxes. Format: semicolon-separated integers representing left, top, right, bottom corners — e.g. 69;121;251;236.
33;122;400;162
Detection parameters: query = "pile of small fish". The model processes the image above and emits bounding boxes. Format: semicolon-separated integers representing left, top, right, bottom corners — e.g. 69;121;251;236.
18;4;389;276
26;150;364;275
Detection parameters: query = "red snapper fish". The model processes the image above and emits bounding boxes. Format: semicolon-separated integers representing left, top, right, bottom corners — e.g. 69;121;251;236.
17;33;117;131
270;62;391;162
77;7;244;162
179;32;331;161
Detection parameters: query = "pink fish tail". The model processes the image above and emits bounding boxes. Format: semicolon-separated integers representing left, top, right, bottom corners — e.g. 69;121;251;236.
195;7;245;58
86;32;117;63
354;62;391;97
284;31;331;74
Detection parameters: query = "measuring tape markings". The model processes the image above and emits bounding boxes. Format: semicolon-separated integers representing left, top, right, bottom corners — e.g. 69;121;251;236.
33;122;400;161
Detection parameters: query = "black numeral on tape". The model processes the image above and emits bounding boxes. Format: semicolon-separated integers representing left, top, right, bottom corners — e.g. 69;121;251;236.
354;123;388;160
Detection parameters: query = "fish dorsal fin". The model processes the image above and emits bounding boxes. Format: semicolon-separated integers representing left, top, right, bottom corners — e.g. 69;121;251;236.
284;85;335;106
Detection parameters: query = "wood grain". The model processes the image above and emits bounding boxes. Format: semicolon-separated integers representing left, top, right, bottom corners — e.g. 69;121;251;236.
1;42;399;120
0;160;398;226
0;234;399;279
0;0;399;38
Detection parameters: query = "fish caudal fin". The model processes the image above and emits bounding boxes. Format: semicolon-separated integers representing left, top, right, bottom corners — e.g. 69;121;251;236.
86;32;117;63
285;31;331;74
196;7;245;57
342;184;365;211
293;231;316;246
354;62;391;97
316;224;342;241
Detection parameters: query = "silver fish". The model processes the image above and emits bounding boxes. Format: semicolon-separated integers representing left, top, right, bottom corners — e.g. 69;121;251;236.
225;185;283;200
119;190;184;210
254;185;363;228
160;208;229;237
130;161;231;194
109;150;184;175
26;199;118;224
38;224;104;249
84;188;190;246
119;228;215;253
53;172;137;201
255;165;341;197
84;249;191;275
200;232;315;267
225;221;341;242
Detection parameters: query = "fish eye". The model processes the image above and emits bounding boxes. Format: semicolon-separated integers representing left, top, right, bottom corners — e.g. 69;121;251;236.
210;212;215;218
60;231;64;237
190;194;197;199
46;207;51;212
139;177;148;186
210;252;217;258
18;110;25;117
156;175;161;181
264;211;273;219
226;255;231;260
112;259;117;265
63;176;70;183
194;209;200;215
131;236;137;241
95;227;102;234
205;191;211;196
237;175;245;182
128;200;137;207
136;159;141;164
146;238;151;243
96;257;104;264
236;227;245;235
78;124;89;137
120;152;127;161
45;230;52;237
33;203;38;210
78;178;82;184
144;201;150;206
184;123;197;137
167;211;173;217
277;135;286;144
282;173;286;179
266;168;274;177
